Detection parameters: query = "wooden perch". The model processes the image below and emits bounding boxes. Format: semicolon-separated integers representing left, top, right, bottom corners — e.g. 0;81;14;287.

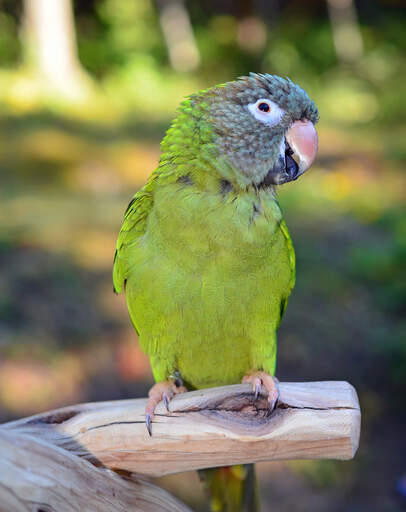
0;430;191;512
2;381;360;478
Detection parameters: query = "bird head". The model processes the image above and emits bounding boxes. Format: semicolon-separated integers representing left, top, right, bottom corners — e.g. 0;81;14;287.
161;73;319;189
204;73;319;187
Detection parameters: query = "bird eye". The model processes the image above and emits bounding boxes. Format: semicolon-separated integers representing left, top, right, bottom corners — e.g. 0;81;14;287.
248;98;284;126
257;101;271;113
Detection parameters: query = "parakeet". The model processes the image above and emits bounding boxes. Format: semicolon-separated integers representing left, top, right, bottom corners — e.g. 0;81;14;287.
113;73;318;512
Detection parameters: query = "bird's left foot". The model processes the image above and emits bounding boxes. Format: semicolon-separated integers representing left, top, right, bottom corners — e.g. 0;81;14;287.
145;376;187;436
242;371;280;413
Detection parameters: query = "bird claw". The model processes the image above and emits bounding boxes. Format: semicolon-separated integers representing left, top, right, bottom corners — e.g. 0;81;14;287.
242;371;280;415
144;378;187;436
267;384;280;415
268;397;278;415
145;413;152;436
254;382;261;400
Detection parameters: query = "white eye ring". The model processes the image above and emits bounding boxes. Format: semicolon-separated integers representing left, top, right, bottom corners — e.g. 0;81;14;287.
248;98;285;127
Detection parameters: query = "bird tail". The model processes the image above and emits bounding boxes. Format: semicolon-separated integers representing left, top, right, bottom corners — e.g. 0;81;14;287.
201;464;259;512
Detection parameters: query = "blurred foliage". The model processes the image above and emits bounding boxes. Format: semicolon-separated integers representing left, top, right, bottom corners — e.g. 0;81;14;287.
0;1;405;125
0;10;20;64
0;1;405;511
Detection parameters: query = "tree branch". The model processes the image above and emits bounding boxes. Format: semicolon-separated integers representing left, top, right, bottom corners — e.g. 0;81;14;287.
2;381;360;478
0;430;192;511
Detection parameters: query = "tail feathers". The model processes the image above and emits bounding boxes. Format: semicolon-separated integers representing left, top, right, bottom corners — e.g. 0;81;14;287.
201;464;259;512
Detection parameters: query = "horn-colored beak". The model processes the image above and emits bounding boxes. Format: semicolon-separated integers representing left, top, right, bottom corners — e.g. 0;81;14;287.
286;119;318;174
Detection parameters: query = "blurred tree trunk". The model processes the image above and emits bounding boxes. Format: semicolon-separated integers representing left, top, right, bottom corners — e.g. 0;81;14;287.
326;0;363;64
156;0;200;72
22;0;92;101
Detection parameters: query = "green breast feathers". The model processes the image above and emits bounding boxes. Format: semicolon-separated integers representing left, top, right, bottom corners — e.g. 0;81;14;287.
114;176;295;388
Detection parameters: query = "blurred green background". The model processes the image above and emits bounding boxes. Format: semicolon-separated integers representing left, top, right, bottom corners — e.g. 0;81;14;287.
0;0;405;510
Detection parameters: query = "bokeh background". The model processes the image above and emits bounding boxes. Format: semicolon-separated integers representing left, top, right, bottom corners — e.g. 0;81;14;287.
0;0;405;510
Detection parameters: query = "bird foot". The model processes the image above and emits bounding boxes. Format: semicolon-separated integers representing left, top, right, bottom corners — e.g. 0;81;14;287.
242;371;280;413
145;379;187;436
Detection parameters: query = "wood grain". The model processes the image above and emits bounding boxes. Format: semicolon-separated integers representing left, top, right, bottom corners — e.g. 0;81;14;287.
2;381;361;478
0;430;192;512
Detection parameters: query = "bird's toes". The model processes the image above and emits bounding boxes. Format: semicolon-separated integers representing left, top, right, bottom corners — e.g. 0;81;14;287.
144;379;188;436
264;378;280;415
242;371;280;412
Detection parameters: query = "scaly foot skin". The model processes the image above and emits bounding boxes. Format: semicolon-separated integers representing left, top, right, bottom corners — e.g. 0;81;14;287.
145;379;187;436
242;371;280;413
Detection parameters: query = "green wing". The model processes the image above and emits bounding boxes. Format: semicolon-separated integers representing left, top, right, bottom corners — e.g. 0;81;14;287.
278;217;296;321
113;175;157;295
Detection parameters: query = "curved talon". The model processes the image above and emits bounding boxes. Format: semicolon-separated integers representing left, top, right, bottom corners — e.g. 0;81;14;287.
268;386;280;414
144;379;187;436
242;371;280;413
254;381;261;401
145;413;152;436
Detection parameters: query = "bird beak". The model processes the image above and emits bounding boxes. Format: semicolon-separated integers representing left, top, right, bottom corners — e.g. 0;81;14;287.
259;119;318;187
285;119;318;176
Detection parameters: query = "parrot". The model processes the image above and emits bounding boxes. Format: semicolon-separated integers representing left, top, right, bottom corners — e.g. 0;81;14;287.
113;73;319;512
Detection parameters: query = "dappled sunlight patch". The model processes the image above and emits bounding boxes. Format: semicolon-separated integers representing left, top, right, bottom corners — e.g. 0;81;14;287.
110;141;160;185
318;77;379;124
266;41;301;77
0;354;85;415
67;159;121;194
102;55;202;119
70;230;117;270
0;193;124;266
0;69;118;120
0;71;43;114
0;108;164;193
321;169;353;202
318;158;378;204
20;129;91;165
317;124;382;155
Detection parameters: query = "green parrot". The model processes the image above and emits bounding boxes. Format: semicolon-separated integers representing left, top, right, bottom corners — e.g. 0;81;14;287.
113;73;319;511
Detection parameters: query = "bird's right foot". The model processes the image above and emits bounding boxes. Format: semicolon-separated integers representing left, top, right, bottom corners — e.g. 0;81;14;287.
242;371;280;413
145;378;187;436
